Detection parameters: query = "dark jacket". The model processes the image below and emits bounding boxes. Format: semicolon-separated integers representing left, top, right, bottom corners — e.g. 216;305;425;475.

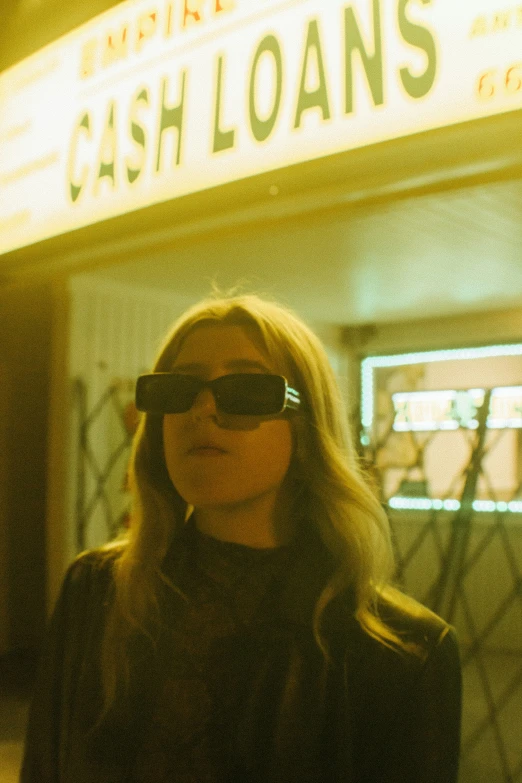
21;529;461;783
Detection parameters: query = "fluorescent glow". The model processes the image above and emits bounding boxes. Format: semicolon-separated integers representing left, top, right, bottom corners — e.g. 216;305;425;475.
390;386;522;432
361;344;522;430
488;385;522;429
444;499;461;511
388;497;522;513
472;500;496;512
1;0;522;255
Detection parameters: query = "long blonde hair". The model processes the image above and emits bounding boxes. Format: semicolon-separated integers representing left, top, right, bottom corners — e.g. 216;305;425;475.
99;292;402;714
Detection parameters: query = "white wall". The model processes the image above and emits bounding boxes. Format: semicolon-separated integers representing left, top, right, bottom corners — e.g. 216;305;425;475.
67;275;193;555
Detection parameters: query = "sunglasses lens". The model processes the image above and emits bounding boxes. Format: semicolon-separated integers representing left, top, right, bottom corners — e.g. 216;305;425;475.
136;373;290;415
136;374;200;413
216;374;285;415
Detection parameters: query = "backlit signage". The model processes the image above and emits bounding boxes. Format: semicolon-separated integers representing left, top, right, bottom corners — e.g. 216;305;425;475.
392;386;522;431
1;0;521;255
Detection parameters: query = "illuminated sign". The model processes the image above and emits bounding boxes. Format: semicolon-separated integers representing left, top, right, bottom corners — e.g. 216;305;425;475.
361;343;522;434
392;386;522;431
1;0;521;255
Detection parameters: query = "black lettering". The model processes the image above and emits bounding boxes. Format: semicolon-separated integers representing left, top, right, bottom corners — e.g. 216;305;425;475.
294;19;331;128
96;102;117;191
102;26;129;68
156;71;186;172
493;11;512;31
470;16;488;37
398;0;437;99
212;55;236;152
126;88;149;184
249;35;283;143
344;0;383;114
68;112;91;203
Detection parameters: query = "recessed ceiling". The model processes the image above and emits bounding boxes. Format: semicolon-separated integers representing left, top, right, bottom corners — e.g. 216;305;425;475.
92;178;522;325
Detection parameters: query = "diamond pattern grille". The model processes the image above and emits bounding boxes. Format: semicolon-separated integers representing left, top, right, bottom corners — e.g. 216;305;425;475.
366;380;522;783
74;378;138;551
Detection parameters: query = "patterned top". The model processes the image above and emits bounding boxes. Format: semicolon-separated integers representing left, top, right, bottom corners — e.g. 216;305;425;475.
129;525;298;783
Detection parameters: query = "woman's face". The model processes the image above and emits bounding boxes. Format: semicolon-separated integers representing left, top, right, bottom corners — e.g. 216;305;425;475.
162;323;294;513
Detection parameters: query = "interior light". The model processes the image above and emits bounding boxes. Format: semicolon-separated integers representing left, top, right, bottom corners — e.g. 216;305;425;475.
388;497;521;513
389;386;522;432
361;343;522;431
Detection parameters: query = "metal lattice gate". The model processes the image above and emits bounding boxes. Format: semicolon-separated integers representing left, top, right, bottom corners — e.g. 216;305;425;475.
364;374;522;783
74;379;138;551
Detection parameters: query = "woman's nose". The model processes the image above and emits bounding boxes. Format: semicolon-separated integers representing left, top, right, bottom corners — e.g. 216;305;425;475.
190;387;218;419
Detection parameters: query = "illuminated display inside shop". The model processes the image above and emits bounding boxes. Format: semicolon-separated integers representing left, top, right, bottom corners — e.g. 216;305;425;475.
361;343;522;513
0;0;521;255
361;343;522;431
392;386;522;431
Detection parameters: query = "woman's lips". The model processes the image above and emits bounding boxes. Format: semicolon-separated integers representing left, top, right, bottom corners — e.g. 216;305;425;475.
187;445;227;455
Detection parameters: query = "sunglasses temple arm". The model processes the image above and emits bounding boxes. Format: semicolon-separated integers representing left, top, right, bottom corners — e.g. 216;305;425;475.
285;386;301;411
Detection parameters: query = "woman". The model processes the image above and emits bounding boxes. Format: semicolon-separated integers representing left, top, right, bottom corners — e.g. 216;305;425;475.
22;293;461;783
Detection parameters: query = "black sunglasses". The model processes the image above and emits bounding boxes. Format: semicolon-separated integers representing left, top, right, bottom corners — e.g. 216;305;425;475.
135;373;301;416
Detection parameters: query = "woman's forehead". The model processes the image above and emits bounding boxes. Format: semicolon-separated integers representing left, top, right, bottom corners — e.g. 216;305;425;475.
173;322;273;368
